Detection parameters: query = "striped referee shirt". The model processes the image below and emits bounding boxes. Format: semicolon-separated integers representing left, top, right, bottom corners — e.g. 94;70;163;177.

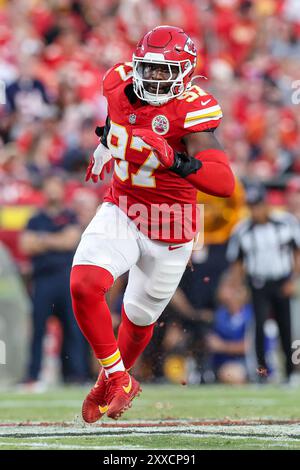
227;211;300;282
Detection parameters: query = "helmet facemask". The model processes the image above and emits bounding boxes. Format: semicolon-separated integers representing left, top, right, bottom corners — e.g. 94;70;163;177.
132;56;193;106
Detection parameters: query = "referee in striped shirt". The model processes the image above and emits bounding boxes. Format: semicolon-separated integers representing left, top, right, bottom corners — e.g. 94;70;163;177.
227;182;300;380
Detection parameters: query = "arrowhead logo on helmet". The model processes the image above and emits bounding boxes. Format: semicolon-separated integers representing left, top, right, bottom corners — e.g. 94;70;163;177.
132;25;197;106
184;37;197;57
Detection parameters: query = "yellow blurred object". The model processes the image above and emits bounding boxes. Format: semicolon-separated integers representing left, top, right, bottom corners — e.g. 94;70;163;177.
163;354;187;384
196;177;247;245
254;0;277;16
0;206;34;230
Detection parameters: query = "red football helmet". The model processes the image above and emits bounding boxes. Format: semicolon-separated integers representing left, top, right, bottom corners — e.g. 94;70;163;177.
132;25;197;106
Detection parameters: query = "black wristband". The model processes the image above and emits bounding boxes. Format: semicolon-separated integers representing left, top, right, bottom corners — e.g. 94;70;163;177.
95;116;111;149
170;152;202;178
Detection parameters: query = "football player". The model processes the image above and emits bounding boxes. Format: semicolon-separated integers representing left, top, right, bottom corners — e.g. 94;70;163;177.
70;25;235;422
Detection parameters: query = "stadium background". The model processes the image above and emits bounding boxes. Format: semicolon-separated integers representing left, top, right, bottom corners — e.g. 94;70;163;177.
1;0;300;388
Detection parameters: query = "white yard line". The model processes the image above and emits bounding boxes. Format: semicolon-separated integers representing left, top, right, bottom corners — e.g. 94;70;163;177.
4;432;300;442
1;424;300;439
0;442;142;450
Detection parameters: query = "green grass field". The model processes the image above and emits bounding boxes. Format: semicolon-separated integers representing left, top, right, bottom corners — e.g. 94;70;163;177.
1;383;300;450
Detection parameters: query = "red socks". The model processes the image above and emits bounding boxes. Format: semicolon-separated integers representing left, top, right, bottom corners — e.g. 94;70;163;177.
70;265;155;373
70;265;125;374
118;305;155;370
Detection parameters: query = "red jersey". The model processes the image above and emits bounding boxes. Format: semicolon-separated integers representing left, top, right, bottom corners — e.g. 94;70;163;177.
103;62;223;243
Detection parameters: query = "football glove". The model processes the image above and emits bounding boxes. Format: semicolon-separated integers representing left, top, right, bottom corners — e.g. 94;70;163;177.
132;128;174;167
132;128;202;177
86;119;113;183
85;142;113;183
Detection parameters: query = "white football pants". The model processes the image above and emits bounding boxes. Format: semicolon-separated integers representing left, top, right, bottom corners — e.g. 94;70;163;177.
73;202;193;326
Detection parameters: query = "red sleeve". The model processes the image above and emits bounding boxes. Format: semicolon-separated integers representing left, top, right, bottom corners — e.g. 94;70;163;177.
186;149;235;197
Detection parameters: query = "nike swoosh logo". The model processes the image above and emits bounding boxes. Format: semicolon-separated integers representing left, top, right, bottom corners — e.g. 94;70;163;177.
201;99;211;106
99;405;108;414
168;245;183;251
123;377;132;394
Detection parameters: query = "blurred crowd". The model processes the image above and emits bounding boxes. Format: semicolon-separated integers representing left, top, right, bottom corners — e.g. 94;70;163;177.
1;0;300;387
1;0;300;198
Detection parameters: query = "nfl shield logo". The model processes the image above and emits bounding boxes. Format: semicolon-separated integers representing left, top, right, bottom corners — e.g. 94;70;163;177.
152;115;169;135
129;114;136;124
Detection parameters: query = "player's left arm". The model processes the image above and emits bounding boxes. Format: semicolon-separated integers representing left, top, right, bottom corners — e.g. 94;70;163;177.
183;130;235;197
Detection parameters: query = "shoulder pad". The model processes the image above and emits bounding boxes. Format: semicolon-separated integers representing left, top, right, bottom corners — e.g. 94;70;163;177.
103;62;133;95
176;85;223;132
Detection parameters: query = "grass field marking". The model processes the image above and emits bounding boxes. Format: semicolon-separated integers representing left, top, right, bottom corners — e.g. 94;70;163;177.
1;430;300;451
4;431;300;442
0;441;298;451
2;418;300;428
1;422;300;450
1;432;297;442
0;442;142;450
1;423;300;441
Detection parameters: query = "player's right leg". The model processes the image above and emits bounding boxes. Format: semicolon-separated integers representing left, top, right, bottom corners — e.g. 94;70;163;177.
70;202;141;422
118;237;193;373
